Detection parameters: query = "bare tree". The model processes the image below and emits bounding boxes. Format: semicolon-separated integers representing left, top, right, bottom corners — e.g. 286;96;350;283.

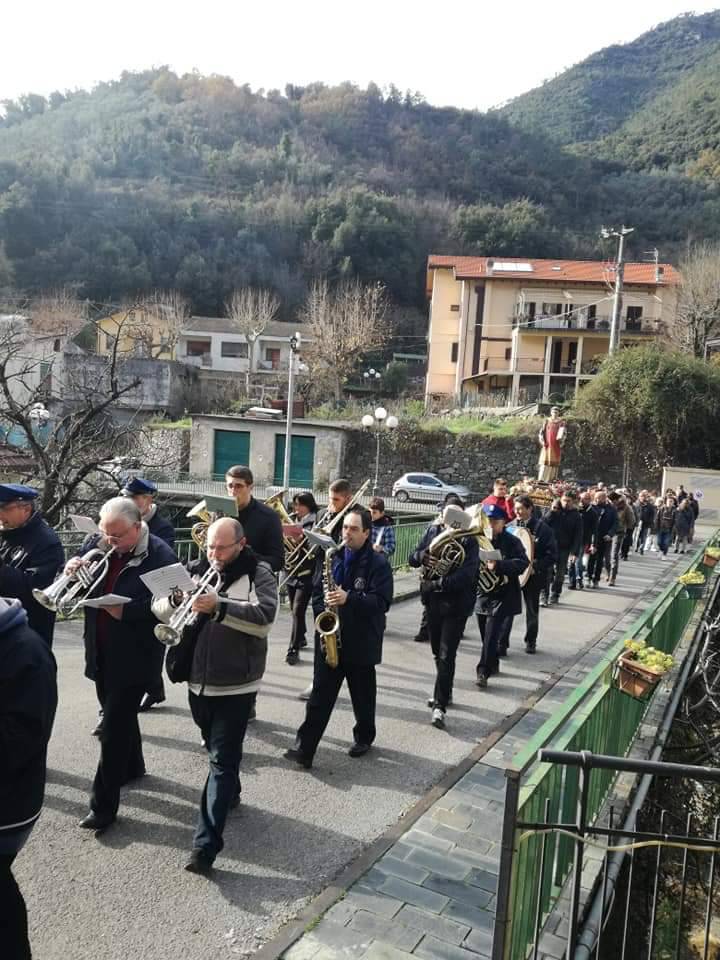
30;287;87;337
673;242;720;357
0;301;145;524
119;289;191;358
302;278;389;402
225;287;280;393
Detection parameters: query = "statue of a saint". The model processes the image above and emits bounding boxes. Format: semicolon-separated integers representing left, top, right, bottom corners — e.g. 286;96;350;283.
537;406;567;482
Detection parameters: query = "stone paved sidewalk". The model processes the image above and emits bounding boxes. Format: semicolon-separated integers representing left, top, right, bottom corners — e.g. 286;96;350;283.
271;545;698;960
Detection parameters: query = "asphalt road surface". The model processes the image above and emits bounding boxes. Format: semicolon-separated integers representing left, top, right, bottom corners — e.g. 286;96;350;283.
18;557;663;960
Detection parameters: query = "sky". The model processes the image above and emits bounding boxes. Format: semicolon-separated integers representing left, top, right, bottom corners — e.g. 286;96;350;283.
2;0;719;111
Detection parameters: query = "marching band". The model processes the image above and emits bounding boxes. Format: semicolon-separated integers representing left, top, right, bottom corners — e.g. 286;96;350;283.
2;466;572;889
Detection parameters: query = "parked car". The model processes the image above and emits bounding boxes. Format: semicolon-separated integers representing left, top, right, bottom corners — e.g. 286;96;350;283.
391;472;471;504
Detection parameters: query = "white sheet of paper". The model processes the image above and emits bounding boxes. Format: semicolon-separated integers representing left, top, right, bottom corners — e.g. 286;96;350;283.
140;563;196;597
69;514;99;534
78;594;132;608
478;549;502;561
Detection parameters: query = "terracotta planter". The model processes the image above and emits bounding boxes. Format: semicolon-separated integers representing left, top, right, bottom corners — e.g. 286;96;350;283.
703;553;719;568
614;654;663;701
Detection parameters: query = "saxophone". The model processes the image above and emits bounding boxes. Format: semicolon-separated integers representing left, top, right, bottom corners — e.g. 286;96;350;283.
314;544;340;668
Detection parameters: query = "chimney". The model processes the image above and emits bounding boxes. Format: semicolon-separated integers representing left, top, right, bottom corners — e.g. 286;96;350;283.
486;259;494;274
655;265;664;283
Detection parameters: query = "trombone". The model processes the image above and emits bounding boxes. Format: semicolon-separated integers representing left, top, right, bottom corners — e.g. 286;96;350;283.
33;548;116;617
154;565;222;647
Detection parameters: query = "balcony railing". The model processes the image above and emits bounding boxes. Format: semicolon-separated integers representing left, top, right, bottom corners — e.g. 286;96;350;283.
513;314;663;334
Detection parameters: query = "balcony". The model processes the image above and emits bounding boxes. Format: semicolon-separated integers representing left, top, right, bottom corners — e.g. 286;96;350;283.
512;314;663;335
181;353;213;368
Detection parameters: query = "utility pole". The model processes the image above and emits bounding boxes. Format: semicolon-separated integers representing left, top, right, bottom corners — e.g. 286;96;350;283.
601;225;634;355
282;332;301;492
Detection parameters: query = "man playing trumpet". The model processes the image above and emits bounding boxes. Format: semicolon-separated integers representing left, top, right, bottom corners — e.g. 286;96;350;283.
67;498;177;834
153;517;278;875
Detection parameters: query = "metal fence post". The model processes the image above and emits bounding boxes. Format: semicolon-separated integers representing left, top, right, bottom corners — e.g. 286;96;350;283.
492;769;521;960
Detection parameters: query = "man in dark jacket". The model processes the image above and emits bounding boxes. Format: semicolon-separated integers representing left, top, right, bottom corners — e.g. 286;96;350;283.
154;517;278;874
0;597;57;960
122;476;176;711
408;504;479;730
225;465;284;573
572;491;598;589
635;491;657;556
0;483;65;646
286;506;393;768
475;503;528;687
544;491;582;603
588;490;618;588
67;497;177;834
514;496;558;653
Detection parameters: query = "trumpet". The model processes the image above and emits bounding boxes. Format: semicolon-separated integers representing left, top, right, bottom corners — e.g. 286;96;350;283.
154;565;223;647
33;548;115;617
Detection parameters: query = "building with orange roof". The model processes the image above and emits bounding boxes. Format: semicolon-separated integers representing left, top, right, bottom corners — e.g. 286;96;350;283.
425;254;681;406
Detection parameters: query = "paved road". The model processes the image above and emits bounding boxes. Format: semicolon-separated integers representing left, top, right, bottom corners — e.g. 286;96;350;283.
18;551;677;959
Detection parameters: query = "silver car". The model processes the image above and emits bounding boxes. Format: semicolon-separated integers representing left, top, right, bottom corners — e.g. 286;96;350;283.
391;472;471;504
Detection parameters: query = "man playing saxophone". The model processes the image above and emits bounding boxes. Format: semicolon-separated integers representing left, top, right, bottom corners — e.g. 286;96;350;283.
475;503;528;689
409;504;479;730
285;506;393;769
153;517;278;875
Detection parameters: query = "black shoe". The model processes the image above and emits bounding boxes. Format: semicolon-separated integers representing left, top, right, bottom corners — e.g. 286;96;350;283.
285;650;299;665
229;792;241;810
247;705;257;723
550;595;559;605
497;646;508;658
79;812;115;834
138;694;165;713
591;581;599;589
525;644;537;654
578;581;584;590
284;748;313;769
122;766;146;785
568;583;577;590
185;849;214;875
298;639;308;648
91;720;104;737
413;634;428;643
475;674;488;689
348;742;371;758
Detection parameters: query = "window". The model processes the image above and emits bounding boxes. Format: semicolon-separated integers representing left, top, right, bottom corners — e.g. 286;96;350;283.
527;302;536;318
451;342;459;363
53;338;61;352
450;304;460;312
265;347;281;370
505;348;512;361
187;339;211;357
38;361;52;396
220;341;248;358
104;332;115;351
626;306;643;330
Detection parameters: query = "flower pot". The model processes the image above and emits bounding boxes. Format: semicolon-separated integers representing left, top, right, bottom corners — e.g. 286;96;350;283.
703;553;719;568
614;654;663;701
683;582;706;599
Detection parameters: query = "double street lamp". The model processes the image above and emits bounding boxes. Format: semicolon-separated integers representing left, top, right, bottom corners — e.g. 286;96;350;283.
282;332;306;492
361;407;399;495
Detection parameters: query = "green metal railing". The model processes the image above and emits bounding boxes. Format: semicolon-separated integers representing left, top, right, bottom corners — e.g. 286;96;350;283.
493;533;720;960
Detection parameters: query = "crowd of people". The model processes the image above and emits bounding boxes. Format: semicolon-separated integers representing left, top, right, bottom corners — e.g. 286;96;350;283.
0;465;700;958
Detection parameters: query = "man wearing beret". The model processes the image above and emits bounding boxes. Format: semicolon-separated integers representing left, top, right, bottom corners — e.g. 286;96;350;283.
122;477;176;712
475;503;528;688
0;484;64;647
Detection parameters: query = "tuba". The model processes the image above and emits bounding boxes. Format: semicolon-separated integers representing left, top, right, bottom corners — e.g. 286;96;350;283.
422;505;483;581
33;547;116;617
264;490;303;568
187;499;213;551
466;503;507;595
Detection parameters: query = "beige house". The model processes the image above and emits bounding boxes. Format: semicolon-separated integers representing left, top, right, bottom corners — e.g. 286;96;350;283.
425;255;681;405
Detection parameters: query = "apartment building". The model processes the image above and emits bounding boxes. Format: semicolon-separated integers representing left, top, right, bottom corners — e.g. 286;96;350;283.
425;255;681;405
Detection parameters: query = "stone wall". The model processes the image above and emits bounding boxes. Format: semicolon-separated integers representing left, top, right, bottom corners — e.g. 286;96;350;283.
340;421;628;499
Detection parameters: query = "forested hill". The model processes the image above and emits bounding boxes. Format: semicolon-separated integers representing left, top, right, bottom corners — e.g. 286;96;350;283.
1;51;720;317
500;10;720;156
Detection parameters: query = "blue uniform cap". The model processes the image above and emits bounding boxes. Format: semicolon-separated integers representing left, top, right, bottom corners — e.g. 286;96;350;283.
0;483;39;502
481;503;507;521
122;477;157;496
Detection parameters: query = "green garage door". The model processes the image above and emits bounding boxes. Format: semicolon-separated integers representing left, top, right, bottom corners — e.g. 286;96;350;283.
273;435;315;488
213;430;250;479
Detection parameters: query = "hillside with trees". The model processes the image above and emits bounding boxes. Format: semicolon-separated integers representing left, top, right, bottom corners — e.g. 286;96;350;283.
2;13;720;322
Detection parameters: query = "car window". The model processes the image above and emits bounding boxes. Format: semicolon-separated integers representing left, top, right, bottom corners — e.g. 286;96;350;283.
406;475;422;484
428;478;442;487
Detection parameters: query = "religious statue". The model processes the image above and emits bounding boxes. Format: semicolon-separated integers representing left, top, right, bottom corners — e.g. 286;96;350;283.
537;406;567;482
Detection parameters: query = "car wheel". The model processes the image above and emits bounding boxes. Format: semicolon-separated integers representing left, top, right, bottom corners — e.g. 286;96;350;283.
396;490;409;502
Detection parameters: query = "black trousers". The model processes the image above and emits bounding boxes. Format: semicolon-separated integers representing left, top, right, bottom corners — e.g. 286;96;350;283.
636;522;652;553
588;539;612;582
550;548;572;599
477;612;512;679
287;581;312;654
620;529;634;560
414;605;429;642
523;576;543;649
0;850;30;960
144;653;166;703
91;680;145;818
426;604;465;710
296;657;377;759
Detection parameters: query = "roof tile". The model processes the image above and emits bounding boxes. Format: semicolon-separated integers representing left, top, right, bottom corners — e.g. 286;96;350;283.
427;255;681;285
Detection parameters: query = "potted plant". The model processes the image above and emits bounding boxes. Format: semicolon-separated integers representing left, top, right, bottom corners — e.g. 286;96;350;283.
614;639;674;700
703;546;720;569
678;570;707;599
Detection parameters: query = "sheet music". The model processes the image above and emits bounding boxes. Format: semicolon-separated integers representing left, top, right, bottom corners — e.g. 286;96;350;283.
78;594;132;608
69;514;99;534
140;563;197;597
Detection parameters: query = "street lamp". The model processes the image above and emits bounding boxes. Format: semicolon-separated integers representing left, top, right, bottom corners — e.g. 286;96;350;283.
361;407;400;495
363;367;382;392
282;332;302;492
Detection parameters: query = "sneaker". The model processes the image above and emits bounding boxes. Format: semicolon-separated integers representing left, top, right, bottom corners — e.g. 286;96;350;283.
540;596;549;608
608;577;616;586
525;644;537;654
431;707;446;729
299;683;313;701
